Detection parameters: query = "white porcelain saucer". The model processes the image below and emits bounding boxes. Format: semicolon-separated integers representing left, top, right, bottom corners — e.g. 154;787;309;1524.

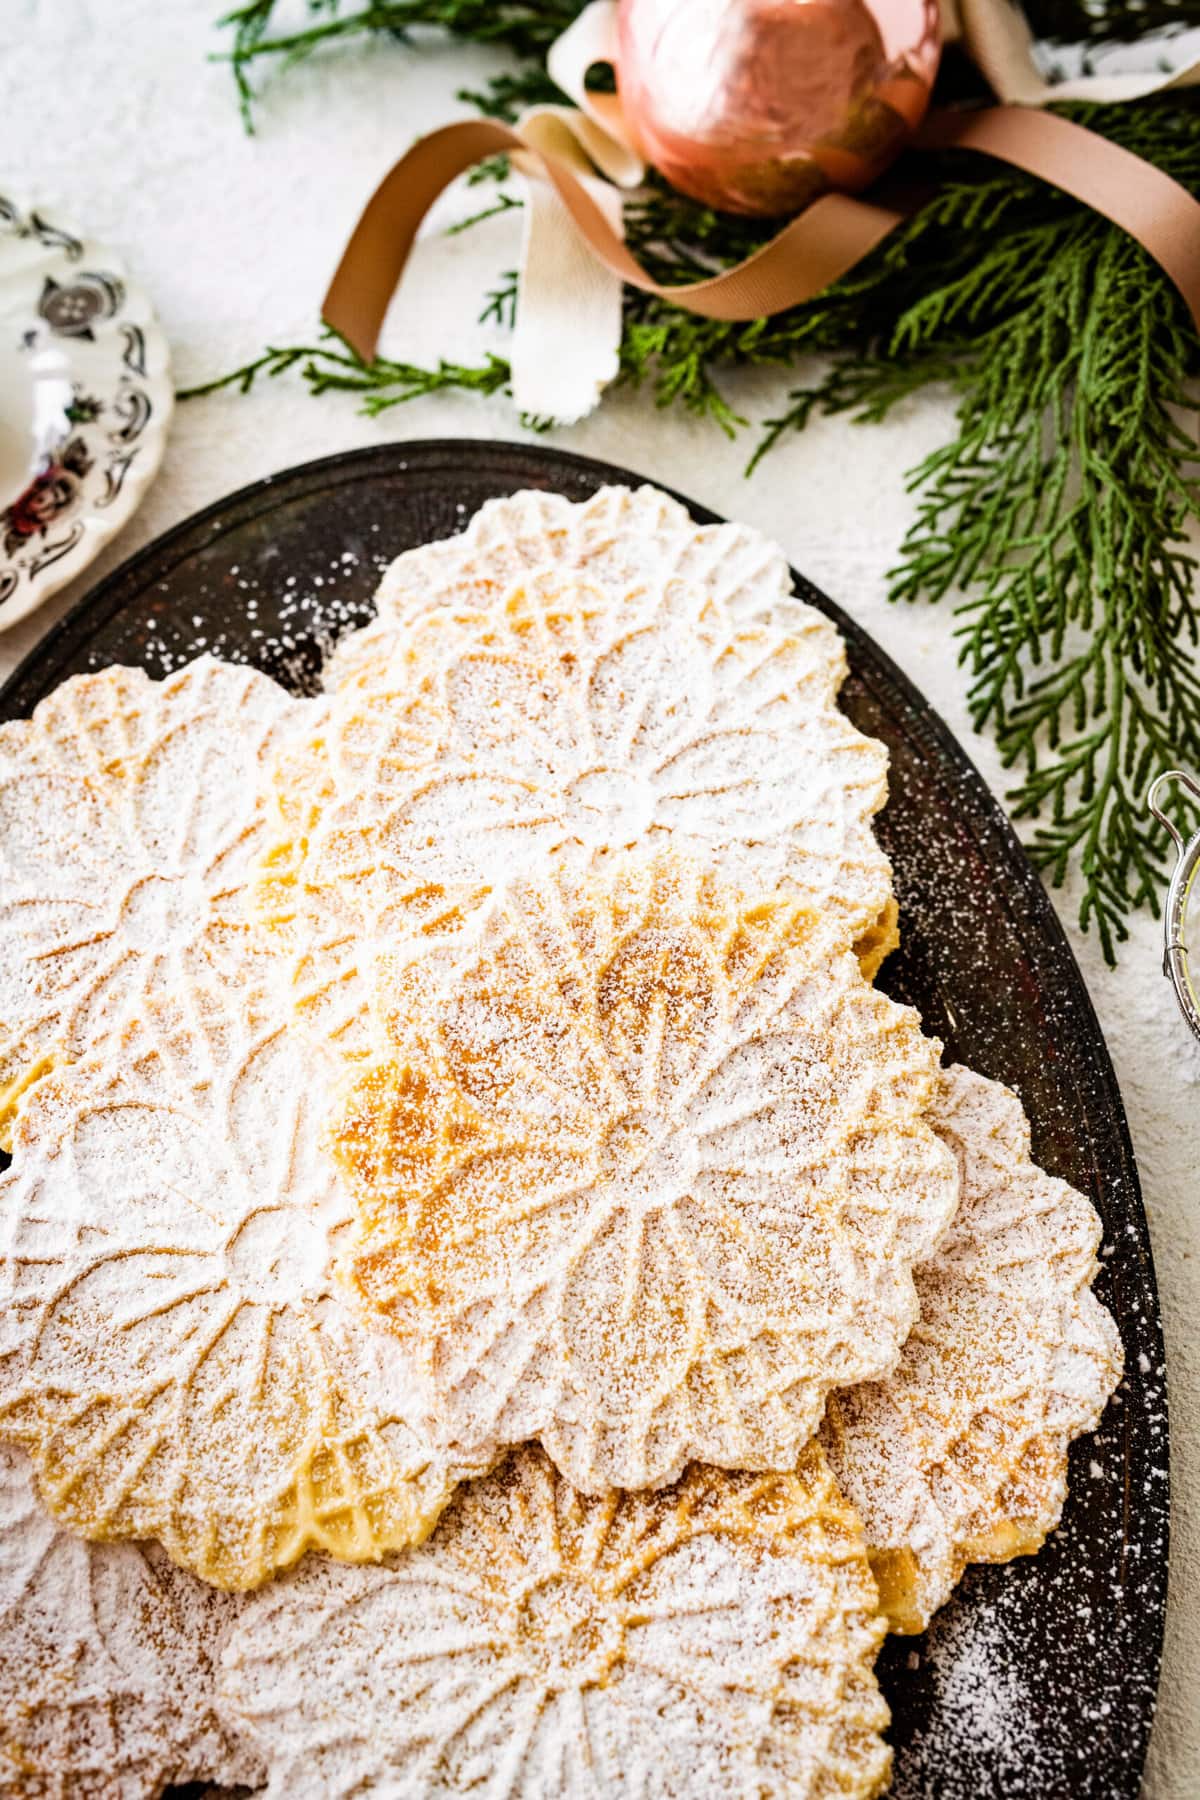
0;194;172;632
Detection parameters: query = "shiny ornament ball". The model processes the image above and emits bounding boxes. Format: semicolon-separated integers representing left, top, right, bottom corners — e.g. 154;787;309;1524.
616;0;941;216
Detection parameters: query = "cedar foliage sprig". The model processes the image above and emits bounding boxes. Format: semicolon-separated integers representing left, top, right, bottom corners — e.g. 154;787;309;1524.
181;339;512;412
202;2;1200;958
217;0;576;126
739;101;1200;960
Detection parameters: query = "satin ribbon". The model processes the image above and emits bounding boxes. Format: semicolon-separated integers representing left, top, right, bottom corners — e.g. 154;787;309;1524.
323;2;1200;420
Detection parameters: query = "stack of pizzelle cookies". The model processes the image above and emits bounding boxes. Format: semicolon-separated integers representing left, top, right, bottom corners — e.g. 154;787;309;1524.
0;486;1123;1798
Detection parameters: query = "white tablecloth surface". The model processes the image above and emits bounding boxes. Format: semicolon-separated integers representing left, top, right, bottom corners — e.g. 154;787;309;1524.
3;3;1197;1792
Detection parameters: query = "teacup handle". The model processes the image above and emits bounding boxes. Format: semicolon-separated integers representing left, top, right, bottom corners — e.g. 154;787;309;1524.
1148;768;1200;855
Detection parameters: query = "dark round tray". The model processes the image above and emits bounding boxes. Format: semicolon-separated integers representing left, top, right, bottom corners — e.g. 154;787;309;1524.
0;440;1167;1798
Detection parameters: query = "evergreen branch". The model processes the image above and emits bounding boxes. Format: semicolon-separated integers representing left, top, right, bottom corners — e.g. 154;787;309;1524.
458;67;564;123
480;269;518;332
179;334;511;412
756;101;1200;960
217;0;583;127
446;190;521;236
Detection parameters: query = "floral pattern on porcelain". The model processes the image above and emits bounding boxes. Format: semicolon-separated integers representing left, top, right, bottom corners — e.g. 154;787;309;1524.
0;195;172;628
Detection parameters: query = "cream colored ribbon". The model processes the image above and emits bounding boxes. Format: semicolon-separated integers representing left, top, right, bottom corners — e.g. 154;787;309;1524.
329;1;1200;421
509;4;640;421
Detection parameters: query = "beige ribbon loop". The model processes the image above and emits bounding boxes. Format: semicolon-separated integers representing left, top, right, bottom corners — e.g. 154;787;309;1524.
323;116;906;360
543;0;640;185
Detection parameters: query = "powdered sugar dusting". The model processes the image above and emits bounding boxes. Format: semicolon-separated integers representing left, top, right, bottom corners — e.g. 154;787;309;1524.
220;1443;892;1800
823;1065;1122;1633
335;851;957;1493
0;1441;262;1796
0;657;307;1144
890;1594;1041;1796
0;992;473;1590
360;483;799;651
324;566;891;942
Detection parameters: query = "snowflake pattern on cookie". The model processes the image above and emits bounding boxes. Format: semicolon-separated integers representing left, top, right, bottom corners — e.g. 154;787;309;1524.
0;992;475;1590
337;854;957;1492
0;657;303;1143
220;1442;892;1800
822;1065;1124;1633
0;1441;261;1797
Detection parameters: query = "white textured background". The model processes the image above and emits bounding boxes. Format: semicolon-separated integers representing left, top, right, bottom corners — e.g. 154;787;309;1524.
2;3;1197;1792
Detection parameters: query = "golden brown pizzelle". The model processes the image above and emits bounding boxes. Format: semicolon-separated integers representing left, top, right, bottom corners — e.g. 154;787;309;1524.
333;851;958;1494
220;1441;893;1800
0;987;480;1591
0;657;301;1145
823;1064;1123;1633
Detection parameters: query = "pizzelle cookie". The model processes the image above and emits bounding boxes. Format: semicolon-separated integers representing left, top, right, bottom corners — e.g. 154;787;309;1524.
341;483;800;661
220;1442;892;1800
344;575;889;941
0;1441;261;1797
260;567;895;1067
0;656;302;1145
0;988;477;1591
336;852;958;1493
821;1064;1124;1634
251;698;387;1065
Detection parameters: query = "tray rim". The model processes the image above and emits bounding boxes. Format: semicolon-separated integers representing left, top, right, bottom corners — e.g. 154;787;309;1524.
0;436;1168;1791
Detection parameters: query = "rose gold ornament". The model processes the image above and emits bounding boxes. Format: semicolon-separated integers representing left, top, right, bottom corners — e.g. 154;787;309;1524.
616;0;941;216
